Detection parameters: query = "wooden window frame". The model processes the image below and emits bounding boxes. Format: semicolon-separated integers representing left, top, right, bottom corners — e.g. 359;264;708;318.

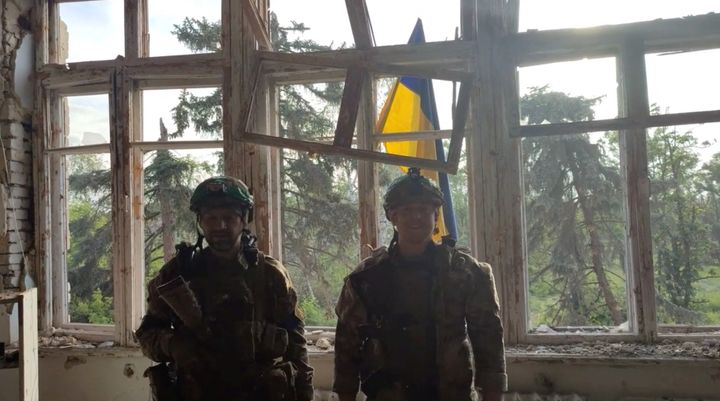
506;12;720;343
32;0;720;346
34;0;230;345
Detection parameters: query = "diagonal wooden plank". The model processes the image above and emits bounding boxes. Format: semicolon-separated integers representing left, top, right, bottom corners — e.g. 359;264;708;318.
345;0;375;49
243;132;459;174
333;67;366;147
238;58;263;134
446;79;471;167
242;0;273;50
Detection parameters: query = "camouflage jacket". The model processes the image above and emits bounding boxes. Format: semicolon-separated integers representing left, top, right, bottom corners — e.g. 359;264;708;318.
333;243;507;401
136;246;313;401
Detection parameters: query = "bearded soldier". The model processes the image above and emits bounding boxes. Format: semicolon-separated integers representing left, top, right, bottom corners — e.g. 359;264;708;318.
333;168;506;401
136;176;313;401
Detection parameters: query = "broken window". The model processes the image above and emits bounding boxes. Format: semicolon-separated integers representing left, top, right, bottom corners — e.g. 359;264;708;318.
36;0;720;346
58;0;124;63
512;5;720;341
649;122;720;332
518;59;630;334
49;93;114;328
39;0;225;343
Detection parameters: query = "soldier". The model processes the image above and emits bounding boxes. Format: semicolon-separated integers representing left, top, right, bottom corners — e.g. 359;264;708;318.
333;168;507;401
135;176;313;401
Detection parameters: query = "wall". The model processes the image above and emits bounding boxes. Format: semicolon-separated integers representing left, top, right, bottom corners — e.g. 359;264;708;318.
0;0;34;292
1;350;718;401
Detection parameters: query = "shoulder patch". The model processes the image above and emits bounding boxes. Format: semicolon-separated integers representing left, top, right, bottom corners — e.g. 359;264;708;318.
450;247;483;270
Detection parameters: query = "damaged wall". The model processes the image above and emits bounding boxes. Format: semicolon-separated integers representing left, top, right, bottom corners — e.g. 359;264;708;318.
0;0;34;292
0;351;719;401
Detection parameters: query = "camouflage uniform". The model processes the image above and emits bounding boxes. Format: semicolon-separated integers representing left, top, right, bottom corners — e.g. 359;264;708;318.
333;242;507;401
137;245;314;401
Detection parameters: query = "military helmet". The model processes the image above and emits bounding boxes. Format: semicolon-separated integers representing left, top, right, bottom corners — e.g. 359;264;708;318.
190;176;254;220
383;167;444;215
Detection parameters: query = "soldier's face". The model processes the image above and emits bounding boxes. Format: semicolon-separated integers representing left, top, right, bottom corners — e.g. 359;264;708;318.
388;202;439;244
198;206;246;253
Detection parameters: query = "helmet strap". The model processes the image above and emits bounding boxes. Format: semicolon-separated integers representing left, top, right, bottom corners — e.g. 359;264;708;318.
194;231;205;252
389;228;399;251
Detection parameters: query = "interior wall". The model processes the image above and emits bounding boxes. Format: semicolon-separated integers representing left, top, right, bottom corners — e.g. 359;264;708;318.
1;350;718;401
0;0;34;293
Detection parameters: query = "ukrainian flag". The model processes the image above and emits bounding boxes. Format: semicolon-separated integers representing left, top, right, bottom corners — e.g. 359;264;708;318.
377;19;458;243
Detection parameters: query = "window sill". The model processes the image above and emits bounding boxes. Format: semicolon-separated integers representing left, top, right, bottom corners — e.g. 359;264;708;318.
39;346;143;359
507;340;720;360
37;334;719;363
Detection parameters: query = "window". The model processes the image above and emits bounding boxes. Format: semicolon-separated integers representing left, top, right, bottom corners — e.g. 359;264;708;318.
518;59;630;334
511;7;720;342
47;92;114;333
36;0;720;346
38;0;225;344
649;122;720;331
139;86;225;283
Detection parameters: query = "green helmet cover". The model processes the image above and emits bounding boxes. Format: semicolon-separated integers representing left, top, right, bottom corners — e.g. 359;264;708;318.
190;176;254;219
383;167;444;214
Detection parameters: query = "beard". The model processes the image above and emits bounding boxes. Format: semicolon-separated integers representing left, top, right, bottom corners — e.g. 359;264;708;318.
205;233;241;253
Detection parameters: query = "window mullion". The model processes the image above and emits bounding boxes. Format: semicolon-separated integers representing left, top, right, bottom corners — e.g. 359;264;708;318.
125;0;148;59
50;94;69;328
129;78;146;344
110;67;137;345
358;76;378;259
617;38;657;343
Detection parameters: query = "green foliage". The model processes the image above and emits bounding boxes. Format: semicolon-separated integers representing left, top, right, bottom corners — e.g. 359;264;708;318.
700;153;720;265
521;85;600;124
172;89;223;138
521;87;627;328
144;149;213;267
648;125;718;324
171;17;221;53
66;155;113;316
70;289;113;324
300;296;336;326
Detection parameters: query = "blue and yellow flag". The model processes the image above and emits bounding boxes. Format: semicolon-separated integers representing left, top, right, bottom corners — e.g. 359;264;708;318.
377;19;458;243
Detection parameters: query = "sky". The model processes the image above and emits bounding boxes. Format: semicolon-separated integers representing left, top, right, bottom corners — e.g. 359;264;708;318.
59;0;720;159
